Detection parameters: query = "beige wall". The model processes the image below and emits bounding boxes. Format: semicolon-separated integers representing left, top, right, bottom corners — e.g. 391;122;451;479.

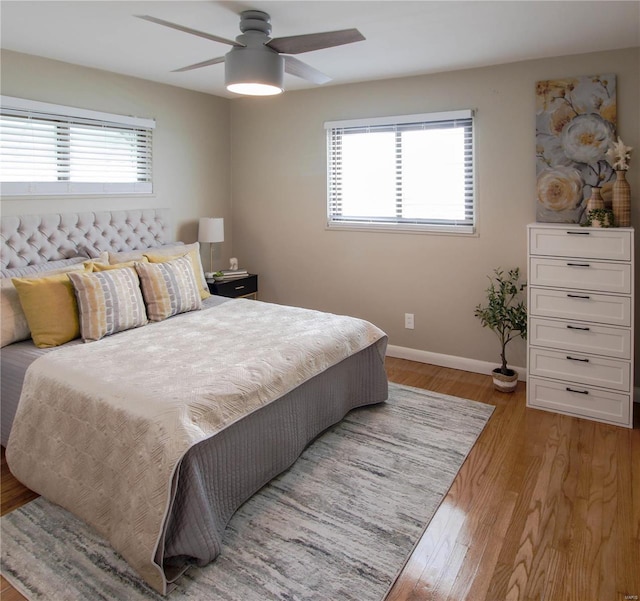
0;50;232;269
1;47;638;374
230;47;639;372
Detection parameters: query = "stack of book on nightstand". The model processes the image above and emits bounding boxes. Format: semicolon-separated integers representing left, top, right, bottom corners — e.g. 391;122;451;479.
211;269;249;281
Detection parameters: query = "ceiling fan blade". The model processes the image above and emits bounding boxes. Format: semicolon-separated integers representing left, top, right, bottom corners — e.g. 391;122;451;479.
172;56;226;73
136;15;243;47
267;29;364;55
284;56;331;85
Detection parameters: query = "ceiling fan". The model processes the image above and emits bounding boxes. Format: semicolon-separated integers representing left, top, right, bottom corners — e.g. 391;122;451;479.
137;10;365;96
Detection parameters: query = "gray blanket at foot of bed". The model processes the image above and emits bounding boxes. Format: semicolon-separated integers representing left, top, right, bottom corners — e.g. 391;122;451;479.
160;338;388;586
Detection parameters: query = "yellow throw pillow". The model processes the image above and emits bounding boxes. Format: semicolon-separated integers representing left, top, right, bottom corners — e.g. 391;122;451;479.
82;252;110;269
1;260;95;348
93;257;148;271
145;244;210;300
108;245;184;265
12;273;80;348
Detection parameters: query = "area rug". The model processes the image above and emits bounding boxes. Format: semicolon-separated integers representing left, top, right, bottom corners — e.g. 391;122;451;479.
1;383;493;601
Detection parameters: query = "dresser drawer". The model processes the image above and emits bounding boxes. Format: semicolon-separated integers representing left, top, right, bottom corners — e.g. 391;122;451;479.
528;377;631;426
529;348;630;392
529;226;632;261
529;258;631;294
529;288;631;326
529;317;631;360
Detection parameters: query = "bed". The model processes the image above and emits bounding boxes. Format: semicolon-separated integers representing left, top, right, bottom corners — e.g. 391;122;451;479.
0;209;388;594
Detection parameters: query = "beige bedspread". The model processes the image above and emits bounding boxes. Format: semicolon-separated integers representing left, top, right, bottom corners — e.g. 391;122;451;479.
6;299;385;593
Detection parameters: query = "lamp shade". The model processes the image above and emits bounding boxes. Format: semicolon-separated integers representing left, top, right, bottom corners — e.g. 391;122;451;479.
198;217;224;243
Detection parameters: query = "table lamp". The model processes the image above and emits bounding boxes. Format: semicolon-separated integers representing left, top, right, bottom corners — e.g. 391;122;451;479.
198;217;224;274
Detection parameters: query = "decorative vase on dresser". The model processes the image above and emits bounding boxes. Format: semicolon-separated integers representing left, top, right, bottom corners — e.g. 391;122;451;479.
612;170;631;227
586;186;605;212
527;223;634;428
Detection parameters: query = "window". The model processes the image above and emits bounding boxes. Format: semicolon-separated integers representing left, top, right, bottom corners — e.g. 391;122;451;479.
0;96;154;196
325;109;475;233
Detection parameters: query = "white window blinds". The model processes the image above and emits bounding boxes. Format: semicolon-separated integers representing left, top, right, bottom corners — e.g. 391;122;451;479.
325;109;475;233
0;96;155;196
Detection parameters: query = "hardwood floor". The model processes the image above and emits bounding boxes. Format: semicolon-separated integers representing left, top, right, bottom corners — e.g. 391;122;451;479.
2;357;639;600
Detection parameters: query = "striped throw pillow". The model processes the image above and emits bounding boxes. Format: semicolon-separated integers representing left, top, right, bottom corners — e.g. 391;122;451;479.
68;267;148;342
144;242;210;300
135;256;202;321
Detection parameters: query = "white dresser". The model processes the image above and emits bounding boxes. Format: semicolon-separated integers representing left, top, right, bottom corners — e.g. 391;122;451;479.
527;223;634;428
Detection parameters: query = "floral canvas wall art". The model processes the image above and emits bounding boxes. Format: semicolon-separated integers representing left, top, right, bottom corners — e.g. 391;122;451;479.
536;74;617;223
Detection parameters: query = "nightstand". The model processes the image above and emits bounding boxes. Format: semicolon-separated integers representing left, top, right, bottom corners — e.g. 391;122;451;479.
207;274;258;299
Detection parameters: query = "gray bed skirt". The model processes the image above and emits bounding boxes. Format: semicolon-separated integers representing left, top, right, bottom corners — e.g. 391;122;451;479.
160;337;388;585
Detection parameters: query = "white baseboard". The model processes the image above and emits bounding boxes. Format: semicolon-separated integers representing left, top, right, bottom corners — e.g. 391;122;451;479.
386;345;527;381
387;345;640;402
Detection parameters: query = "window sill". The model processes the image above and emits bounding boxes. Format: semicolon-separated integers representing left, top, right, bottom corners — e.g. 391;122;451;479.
326;221;476;236
1;192;157;201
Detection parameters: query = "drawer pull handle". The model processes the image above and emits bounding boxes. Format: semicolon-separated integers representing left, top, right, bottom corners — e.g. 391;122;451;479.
234;286;245;290
566;355;589;363
567;325;590;331
567;231;590;235
567;294;590;299
566;387;589;395
566;262;591;267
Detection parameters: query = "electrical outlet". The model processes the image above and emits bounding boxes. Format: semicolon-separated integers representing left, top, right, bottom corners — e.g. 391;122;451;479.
405;313;414;329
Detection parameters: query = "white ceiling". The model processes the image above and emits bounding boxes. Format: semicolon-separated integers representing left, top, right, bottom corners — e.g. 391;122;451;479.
1;1;638;99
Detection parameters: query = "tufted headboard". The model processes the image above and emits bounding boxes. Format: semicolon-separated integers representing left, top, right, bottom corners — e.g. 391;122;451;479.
1;209;171;271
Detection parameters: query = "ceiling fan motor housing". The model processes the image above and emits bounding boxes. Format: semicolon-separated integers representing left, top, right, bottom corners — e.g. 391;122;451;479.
239;10;272;36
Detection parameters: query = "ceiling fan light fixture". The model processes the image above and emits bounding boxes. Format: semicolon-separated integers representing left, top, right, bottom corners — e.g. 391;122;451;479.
225;46;284;96
226;82;283;96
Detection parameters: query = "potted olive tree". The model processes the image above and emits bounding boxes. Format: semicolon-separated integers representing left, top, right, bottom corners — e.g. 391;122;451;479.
474;267;527;392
